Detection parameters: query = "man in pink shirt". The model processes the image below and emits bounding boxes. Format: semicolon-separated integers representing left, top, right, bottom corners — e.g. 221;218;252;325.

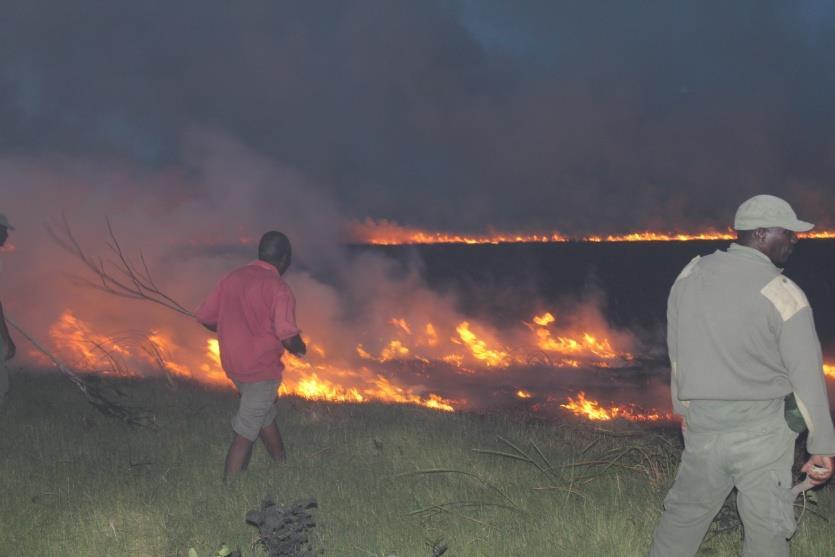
195;230;306;483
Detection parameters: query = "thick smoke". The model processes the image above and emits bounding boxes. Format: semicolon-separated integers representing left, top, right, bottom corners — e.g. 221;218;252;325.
1;131;663;415
2;1;834;233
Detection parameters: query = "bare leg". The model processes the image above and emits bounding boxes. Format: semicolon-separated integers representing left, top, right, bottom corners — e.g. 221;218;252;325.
259;420;287;462
224;434;254;484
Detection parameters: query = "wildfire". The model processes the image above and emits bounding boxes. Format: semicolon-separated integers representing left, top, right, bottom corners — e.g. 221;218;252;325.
454;322;511;367
528;312;632;364
824;363;835;379
349;219;835;244
42;310;133;374
560;392;669;422
349;219;570;245
34;306;643;420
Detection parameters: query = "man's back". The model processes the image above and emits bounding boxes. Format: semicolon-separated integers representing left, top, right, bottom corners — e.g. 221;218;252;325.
672;244;794;403
196;260;299;383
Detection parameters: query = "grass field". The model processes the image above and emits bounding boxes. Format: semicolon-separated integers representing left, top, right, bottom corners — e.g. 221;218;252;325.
0;370;833;557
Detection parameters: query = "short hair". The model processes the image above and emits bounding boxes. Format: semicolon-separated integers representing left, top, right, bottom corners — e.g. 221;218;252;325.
258;231;291;262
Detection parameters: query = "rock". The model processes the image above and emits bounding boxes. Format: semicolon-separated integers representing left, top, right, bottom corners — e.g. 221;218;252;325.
245;497;319;557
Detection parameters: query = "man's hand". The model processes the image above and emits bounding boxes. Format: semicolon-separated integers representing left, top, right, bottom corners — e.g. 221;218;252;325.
801;455;834;486
282;334;306;356
3;338;14;360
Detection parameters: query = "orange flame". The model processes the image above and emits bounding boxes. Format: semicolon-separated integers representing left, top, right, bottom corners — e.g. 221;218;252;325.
37;307;648;420
560;392;669;422
454;322;511;367
528;312;632;363
824;363;835;379
349;220;835;244
44;310;132;374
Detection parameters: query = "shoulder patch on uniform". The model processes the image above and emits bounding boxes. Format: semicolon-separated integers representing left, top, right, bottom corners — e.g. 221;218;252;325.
760;275;809;321
674;256;701;283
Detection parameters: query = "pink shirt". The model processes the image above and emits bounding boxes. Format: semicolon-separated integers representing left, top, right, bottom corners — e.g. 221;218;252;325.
195;260;300;383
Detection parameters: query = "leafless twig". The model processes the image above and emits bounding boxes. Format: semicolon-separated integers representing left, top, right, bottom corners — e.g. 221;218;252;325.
48;214;194;317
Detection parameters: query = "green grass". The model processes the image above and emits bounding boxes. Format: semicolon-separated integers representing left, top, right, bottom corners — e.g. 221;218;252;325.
0;370;833;557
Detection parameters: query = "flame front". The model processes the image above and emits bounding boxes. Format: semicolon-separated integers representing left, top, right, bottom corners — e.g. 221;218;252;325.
38;307;650;420
560;392;670;422
349;219;835;245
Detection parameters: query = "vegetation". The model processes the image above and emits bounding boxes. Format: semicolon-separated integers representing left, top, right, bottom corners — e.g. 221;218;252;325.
0;370;832;556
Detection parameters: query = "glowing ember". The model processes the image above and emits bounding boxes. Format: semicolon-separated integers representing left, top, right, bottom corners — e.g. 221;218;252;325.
349;220;835;244
560;392;669;422
532;312;556;326
516;389;533;399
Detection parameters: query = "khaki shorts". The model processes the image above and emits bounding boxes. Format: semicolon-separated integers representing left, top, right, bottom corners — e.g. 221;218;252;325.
231;379;280;441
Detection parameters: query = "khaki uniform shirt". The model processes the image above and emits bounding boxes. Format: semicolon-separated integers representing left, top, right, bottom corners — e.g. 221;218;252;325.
669;243;835;455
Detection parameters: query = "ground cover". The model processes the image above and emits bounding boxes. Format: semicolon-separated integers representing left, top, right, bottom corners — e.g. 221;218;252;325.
0;370;832;556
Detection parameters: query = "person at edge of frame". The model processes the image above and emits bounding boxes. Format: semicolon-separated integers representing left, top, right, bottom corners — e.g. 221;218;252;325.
195;230;306;484
0;213;17;408
648;194;835;557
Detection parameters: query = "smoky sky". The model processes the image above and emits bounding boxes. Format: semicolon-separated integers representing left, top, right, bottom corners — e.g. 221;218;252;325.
3;0;835;233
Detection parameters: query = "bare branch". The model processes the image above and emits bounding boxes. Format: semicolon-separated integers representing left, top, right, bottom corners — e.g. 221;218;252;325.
47;215;194;318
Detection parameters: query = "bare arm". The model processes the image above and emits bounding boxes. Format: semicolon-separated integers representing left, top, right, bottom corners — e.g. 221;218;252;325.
0;301;16;360
282;334;306;356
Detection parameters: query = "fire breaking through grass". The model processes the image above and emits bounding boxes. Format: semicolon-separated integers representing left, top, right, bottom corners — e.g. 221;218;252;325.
33;307;672;422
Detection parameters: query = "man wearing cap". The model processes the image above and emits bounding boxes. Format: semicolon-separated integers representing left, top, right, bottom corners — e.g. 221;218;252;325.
649;195;835;557
195;230;306;484
0;213;16;408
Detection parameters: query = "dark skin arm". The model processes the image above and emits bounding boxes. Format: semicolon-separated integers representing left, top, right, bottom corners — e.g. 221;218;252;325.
200;325;304;355
0;301;16;360
282;334;306;356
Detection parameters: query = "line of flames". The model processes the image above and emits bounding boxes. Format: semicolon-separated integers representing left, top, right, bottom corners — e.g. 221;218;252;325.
38;311;835;423
348;219;835;245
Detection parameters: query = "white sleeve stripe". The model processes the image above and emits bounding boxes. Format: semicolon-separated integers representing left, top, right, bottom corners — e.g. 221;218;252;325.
760;276;809;322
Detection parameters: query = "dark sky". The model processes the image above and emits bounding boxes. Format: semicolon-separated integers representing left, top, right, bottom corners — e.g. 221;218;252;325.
3;0;835;234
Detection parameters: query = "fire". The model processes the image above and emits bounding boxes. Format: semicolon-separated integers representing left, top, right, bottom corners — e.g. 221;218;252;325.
824;363;835;379
454;322;511;367
349;220;835;244
528;312;631;364
35;306;643;420
560;392;669;422
43;310;132;374
349;219;570;245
